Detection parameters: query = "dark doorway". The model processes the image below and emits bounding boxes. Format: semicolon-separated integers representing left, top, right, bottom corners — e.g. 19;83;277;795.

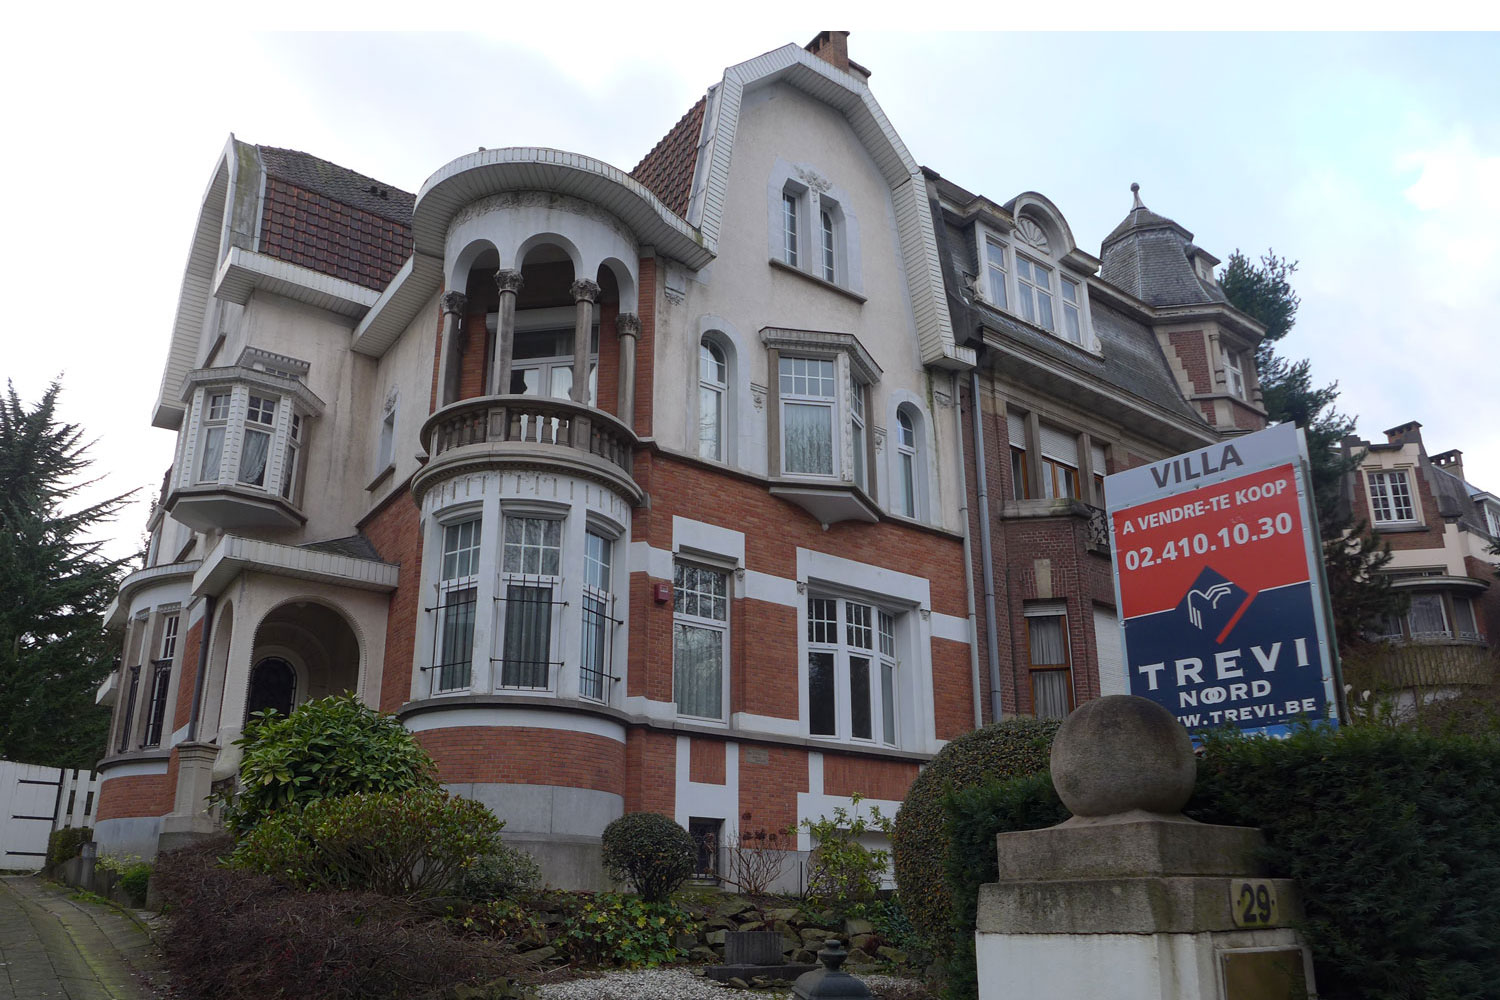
246;657;296;720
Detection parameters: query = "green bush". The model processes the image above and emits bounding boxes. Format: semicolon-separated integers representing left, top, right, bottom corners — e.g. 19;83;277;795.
600;813;695;903
46;825;93;869
802;795;893;913
891;718;1058;948
231;788;502;899
456;842;543;901
941;725;1500;1000
219;694;436;834
558;892;693;967
98;854;154;907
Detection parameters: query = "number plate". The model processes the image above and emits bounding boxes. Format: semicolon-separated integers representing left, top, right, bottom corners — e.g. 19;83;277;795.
1229;879;1281;928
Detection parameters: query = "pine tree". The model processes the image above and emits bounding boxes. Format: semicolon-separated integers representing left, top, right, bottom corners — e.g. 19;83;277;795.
1220;251;1402;648
0;380;134;768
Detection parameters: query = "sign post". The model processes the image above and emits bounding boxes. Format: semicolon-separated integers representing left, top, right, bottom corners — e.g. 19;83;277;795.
1104;423;1340;736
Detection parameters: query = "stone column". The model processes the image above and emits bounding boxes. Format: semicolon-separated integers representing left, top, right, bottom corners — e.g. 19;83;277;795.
615;312;641;428
157;742;222;851
437;292;467;408
569;279;601;406
492;269;525;395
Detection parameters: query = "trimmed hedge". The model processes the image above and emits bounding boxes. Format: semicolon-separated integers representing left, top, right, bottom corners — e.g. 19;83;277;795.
941;725;1500;1000
600;813;695;903
890;718;1058;948
46;825;92;870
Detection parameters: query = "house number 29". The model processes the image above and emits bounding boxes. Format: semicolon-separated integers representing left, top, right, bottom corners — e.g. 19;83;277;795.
1230;879;1279;928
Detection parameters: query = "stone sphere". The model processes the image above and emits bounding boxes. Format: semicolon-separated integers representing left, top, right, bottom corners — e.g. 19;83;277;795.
1050;695;1196;818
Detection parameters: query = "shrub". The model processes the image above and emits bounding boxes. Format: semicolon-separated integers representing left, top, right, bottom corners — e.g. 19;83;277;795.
46;825;92;869
153;837;519;1000
891;718;1058;948
557;892;693;967
802;795;893;912
232;788;502;898
219;694;436;834
98;854;154;907
456;842;543;902
600;813;695;903
722;819;796;897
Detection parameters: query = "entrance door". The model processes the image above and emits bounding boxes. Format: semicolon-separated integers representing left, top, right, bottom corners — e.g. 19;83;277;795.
246;657;296;720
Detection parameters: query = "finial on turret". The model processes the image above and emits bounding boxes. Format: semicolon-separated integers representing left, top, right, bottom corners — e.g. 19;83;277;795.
1130;182;1144;210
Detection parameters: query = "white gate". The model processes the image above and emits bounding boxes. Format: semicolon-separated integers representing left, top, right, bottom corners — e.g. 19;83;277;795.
0;760;99;871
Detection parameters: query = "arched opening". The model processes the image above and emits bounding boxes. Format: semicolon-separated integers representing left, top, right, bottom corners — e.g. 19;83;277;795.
246;600;360;722
246;657;296;719
200;600;234;736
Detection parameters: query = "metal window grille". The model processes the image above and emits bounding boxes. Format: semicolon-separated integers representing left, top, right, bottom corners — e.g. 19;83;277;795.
496;577;565;691
426;589;477;694
580;588;619;701
118;666;140;753
142;660;172;748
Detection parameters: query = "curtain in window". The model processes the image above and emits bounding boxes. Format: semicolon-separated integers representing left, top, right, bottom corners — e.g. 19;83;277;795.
699;385;722;460
436;589;476;691
1028;615;1067;665
1032;670;1071;720
200;427;225;481
1453;597;1479;639
673;623;723;718
239;428;271;486
849;655;872;739
1407;594;1448;637
502;584;552;688
783;403;833;474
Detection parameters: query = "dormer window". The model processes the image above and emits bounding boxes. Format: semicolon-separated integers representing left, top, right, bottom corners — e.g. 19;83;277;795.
985;239;1008;309
1015;255;1055;332
1060;277;1083;345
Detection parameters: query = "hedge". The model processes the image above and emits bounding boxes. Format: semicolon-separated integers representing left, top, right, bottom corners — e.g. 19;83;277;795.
940;725;1500;1000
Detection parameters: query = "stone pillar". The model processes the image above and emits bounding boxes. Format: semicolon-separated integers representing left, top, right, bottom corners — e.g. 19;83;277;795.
569;278;600;405
615;312;641;428
157;742;222;852
437;292;467;408
492;269;524;395
974;696;1317;1000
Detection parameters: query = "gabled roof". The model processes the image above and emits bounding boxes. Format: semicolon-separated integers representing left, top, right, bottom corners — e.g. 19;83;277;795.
258;146;415;225
630;98;705;219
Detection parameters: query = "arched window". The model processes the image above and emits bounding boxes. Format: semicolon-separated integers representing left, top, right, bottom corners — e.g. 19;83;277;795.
896;407;918;518
699;338;727;461
246;657;296;720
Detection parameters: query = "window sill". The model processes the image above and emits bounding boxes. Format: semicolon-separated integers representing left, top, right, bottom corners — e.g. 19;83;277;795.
365;462;396;492
768;257;867;304
1373;521;1428;533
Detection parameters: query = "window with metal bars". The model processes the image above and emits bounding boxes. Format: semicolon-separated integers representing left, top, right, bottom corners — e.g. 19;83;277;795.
430;517;480;694
498;516;564;690
580;531;616;701
142;661;171;748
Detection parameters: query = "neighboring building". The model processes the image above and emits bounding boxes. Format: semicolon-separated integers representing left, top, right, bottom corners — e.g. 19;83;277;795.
926;175;1269;722
1344;422;1499;697
92;33;979;885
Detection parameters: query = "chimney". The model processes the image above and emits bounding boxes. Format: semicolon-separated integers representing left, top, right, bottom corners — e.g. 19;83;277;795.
1431;449;1465;481
1383;420;1423;446
805;31;870;80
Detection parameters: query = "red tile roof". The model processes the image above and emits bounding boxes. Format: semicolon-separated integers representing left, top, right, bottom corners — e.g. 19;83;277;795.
630;97;705;220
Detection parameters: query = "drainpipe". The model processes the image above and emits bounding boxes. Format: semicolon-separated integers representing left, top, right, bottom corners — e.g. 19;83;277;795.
970;368;1003;723
953;371;983;731
186;595;215;742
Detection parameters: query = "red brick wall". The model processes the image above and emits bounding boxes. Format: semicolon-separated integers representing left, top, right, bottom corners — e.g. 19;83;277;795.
635;257;656;437
689;737;725;784
171;620;204;733
1464;555;1499;643
95;754;177;821
417;726;625;795
821;752;918;802
624;729;675;814
732;600;799;720
1167;330;1210;395
933;638;974;739
1351;459;1445;550
361;488;423;713
738;743;807;835
457;313;489;400
1233;401;1266;431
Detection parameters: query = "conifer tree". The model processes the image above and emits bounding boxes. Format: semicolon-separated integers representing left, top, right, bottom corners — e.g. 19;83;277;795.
1220;252;1401;648
0;380;134;768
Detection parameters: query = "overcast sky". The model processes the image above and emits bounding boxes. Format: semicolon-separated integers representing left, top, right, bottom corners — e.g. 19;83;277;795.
3;27;1497;559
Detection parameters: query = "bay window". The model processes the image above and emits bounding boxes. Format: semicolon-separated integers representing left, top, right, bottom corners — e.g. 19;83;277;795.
1224;350;1247;400
198;393;229;482
499;515;562;690
238;395;276;487
806;595;898;746
434;516;481;693
779;357;837;477
674;562;728;720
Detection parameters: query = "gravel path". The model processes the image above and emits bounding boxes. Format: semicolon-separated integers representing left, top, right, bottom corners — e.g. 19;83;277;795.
535;968;932;1000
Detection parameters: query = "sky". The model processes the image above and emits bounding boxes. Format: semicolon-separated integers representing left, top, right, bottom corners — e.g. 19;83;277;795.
2;22;1498;559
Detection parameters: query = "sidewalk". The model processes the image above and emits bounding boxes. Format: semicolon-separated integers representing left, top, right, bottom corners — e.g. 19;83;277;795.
0;876;166;999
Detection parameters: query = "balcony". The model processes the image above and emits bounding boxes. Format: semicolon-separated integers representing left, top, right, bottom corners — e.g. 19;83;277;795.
414;395;642;505
1346;640;1496;691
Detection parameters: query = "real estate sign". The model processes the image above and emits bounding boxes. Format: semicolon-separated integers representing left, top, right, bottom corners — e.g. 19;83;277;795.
1104;422;1341;736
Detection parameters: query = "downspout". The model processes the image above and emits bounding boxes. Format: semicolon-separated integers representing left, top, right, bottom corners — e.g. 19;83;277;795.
186;595;215;742
971;367;1004;723
953;370;983;731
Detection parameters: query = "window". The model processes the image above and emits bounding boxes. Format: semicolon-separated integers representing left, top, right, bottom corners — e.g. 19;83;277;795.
985;239;1009;309
1407;593;1448;638
689;818;722;880
821;210;836;282
197;392;229;482
1015;256;1055;332
1454;597;1480;640
1368;470;1416;524
896;408;917;518
499;516;562;690
806;596;897;745
674;562;728;720
279;414;302;500
1008;410;1030;500
160;613;180;662
1372;612;1405;642
507;328;598;404
1039;424;1080;500
1487;505;1500;539
376;405;396;472
1025;606;1072;720
778;357;836;477
238;395;276;487
1225;350;1247;400
580;531;613;701
851;385;867;491
699;339;726;461
142;661;171;748
434;518;481;692
1060;277;1083;345
782;191;799;267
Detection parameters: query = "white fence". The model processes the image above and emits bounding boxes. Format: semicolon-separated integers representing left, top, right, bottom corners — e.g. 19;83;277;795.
0;760;99;871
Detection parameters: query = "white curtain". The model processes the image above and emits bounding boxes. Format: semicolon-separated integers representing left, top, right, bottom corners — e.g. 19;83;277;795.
674;623;723;718
239;428;270;486
502;584;552;688
1028;614;1071;719
783;403;833;475
199;427;225;481
1033;670;1071;720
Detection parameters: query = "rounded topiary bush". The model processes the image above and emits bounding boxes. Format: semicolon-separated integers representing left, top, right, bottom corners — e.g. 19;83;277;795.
891;717;1060;947
600;812;696;902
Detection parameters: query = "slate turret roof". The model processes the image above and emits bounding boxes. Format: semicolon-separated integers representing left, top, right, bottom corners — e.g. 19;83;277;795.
1100;184;1227;309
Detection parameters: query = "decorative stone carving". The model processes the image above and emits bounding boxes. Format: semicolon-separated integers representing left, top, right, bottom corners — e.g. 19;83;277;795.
750;384;766;412
615;313;642;338
494;269;525;295
570;278;601;304
1015;216;1050;253
873;427;886;452
933;388;953;408
664;284;686;306
440;291;467;315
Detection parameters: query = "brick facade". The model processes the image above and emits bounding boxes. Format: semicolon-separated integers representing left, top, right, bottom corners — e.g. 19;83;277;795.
361;487;423;713
417;726;626;795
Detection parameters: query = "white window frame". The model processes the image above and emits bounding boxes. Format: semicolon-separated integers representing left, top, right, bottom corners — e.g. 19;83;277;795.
497;322;599;404
777;355;839;479
1224;350;1247;400
580;530;614;702
1015;254;1056;333
805;594;898;747
433;514;482;694
159;613;180;662
698;338;726;462
1406;592;1449;639
896;408;917;518
1060;276;1084;345
782;189;800;267
984;237;1009;310
1453;595;1481;640
238;394;277;487
673;561;730;722
496;513;565;692
820;208;836;283
851;383;868;493
1368;469;1417;525
197;392;230;483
